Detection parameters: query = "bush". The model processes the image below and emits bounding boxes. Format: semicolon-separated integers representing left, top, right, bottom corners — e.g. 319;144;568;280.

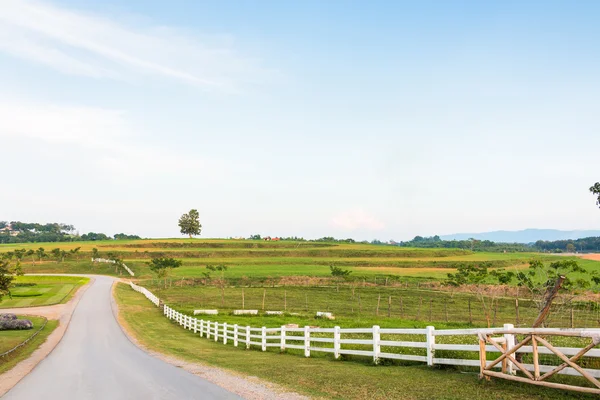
0;313;17;320
0;316;33;330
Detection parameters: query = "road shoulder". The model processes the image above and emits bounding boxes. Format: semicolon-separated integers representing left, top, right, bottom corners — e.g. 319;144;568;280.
0;277;94;397
111;281;309;400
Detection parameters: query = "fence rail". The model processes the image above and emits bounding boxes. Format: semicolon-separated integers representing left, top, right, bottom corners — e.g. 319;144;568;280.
93;258;135;276
129;282;600;393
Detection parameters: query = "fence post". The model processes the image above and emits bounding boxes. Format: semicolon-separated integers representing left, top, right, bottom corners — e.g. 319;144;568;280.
280;325;286;352
223;322;228;344
426;326;435;366
334;326;341;359
214;322;219;342
246;326;251;349
304;326;311;357
373;325;380;364
193;318;198;333
503;323;515;375
261;327;267;351
234;324;238;347
200;320;204;337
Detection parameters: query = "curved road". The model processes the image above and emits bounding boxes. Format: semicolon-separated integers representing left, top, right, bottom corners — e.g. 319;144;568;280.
3;276;240;399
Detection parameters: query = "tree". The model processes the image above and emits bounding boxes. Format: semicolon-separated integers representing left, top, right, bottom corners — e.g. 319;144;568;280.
26;249;35;266
446;263;499;327
0;260;14;301
566;243;576;253
36;247;46;262
50;248;61;263
91;248;99;260
178;209;201;238
330;265;352;279
515;259;588;327
148;257;182;288
591;182;600;208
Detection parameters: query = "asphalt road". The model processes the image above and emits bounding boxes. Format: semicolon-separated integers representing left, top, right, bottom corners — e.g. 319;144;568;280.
3;276;240;399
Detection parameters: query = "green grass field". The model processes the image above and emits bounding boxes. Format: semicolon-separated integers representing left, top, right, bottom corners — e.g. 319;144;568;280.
0;316;47;353
0;276;89;308
0;317;58;374
116;283;596;400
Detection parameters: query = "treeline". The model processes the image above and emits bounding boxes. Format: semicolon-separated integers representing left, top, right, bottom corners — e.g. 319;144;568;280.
535;237;600;253
0;221;140;244
396;235;531;252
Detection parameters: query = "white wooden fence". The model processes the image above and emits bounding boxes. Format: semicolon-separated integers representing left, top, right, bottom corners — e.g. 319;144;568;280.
93;258;135;276
129;282;600;383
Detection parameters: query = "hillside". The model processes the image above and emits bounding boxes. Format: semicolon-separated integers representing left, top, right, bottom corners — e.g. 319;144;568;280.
441;229;600;243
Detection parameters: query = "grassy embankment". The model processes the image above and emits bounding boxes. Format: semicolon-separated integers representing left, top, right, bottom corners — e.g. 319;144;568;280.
2;239;572;281
0;276;89;308
115;283;596;400
0;316;59;374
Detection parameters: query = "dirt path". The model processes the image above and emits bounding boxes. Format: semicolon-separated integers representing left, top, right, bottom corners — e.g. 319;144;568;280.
0;277;94;397
580;253;600;261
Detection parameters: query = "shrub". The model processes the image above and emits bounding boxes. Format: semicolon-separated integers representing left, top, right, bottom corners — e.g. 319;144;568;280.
0;313;17;320
0;318;33;330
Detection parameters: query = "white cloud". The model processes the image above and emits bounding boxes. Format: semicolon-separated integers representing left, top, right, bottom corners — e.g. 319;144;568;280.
0;0;271;90
330;209;385;231
0;99;229;180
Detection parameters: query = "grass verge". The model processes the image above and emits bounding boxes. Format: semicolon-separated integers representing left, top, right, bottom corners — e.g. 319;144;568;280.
0;276;89;309
114;283;595;400
0;318;59;374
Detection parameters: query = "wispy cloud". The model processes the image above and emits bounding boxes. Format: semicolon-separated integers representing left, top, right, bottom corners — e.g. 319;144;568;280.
0;0;271;90
0;99;229;179
330;209;385;231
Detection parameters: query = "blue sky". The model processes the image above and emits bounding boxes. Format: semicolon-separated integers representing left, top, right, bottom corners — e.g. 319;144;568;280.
1;0;599;240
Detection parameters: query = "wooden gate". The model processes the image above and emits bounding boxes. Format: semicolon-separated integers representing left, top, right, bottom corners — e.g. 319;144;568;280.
479;329;600;394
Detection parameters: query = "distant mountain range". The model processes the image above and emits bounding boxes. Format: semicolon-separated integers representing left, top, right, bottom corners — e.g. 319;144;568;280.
440;229;600;244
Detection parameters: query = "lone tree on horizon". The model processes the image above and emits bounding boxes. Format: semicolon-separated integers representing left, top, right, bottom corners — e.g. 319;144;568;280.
591;182;600;208
178;209;201;239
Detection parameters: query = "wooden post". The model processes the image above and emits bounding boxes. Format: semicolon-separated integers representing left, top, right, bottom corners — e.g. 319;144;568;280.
532;335;540;379
429;299;433;321
417;297;422;320
262;289;266;310
242;288;245;310
468;299;473;324
385;277;388;286
515;298;520;326
445;302;449;323
305;293;308;312
400;296;403;318
304;326;311;357
334;326;341;359
376;294;381;316
569;304;575;328
280;325;286;352
358;294;362;314
388;296;391;317
372;325;380;364
493;303;498;326
479;337;487;379
284;290;287;311
221;286;225;307
426;326;435;367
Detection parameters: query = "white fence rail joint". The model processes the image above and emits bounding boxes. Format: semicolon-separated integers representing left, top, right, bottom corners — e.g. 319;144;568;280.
128;282;600;391
93;258;135;276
